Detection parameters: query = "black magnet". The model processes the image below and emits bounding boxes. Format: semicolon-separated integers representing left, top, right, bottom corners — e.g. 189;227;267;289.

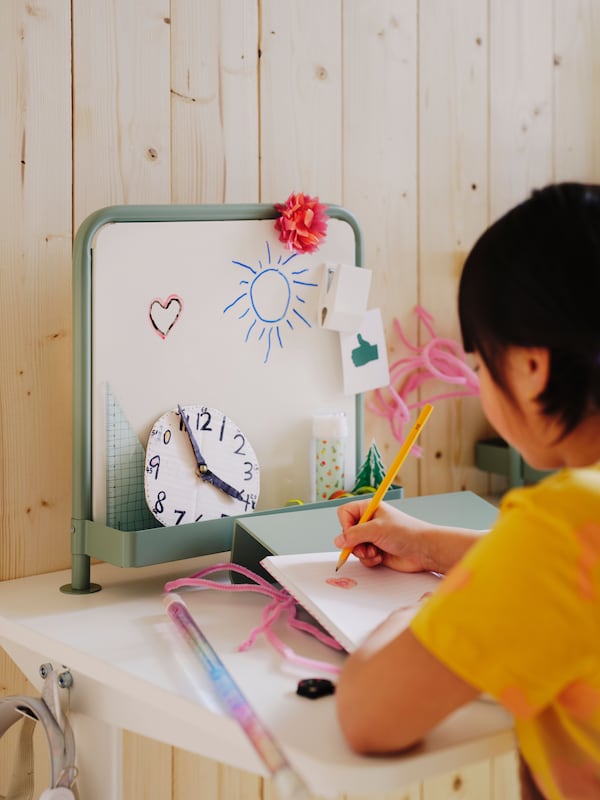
296;678;336;700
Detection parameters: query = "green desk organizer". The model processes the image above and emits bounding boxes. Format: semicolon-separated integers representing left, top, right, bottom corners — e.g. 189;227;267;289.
64;203;368;593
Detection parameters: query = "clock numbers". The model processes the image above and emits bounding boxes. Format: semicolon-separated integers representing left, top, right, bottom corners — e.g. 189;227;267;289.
233;434;246;455
146;454;160;479
192;408;212;432
238;491;257;512
153;490;166;515
174;509;206;525
178;409;249;453
198;410;212;431
178;408;213;432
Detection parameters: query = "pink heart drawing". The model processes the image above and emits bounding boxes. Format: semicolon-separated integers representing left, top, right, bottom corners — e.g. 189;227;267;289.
149;295;183;339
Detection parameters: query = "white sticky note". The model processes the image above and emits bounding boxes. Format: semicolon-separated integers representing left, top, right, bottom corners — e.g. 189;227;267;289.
318;263;372;332
340;308;390;395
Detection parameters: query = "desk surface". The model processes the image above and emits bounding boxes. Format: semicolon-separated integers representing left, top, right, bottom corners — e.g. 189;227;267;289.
0;493;515;798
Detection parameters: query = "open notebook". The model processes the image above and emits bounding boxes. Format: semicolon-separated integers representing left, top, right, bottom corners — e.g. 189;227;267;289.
261;551;441;653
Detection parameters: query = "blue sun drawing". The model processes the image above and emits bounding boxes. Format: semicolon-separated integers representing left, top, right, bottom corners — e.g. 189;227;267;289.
223;242;319;364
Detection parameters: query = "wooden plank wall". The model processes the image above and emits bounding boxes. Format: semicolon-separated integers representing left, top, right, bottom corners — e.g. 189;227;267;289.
1;1;599;797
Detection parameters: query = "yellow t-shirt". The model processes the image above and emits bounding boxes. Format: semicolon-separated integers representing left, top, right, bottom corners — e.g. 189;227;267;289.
411;467;600;800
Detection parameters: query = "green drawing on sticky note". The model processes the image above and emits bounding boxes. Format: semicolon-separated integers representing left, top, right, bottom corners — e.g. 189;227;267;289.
351;333;379;367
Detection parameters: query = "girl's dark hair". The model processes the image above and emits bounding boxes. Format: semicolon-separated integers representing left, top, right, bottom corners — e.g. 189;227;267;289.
458;182;600;435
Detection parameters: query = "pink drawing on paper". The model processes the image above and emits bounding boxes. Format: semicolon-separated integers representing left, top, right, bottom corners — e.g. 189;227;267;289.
149;295;183;339
326;577;358;590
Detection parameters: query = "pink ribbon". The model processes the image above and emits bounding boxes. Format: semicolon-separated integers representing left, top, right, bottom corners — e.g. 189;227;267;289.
165;563;343;675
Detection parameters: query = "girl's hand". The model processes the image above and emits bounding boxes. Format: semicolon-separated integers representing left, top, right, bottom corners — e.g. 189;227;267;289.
334;500;435;573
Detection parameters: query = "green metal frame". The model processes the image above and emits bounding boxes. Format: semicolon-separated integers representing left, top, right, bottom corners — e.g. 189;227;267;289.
64;203;364;593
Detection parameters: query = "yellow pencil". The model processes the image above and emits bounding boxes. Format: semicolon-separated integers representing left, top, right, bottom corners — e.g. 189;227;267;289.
335;403;434;572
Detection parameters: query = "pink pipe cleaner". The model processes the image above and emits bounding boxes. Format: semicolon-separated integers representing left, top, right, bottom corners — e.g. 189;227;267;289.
165;563;343;675
369;306;479;445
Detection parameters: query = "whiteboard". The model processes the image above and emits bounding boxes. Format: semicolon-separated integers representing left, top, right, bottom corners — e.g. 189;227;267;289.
89;214;361;530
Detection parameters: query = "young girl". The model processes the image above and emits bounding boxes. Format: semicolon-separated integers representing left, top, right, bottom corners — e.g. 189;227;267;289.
334;183;600;800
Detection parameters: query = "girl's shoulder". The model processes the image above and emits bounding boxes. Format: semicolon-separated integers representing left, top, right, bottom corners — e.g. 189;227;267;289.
502;465;600;511
496;465;600;548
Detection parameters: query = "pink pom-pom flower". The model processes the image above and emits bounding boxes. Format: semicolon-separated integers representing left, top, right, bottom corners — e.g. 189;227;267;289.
274;192;328;254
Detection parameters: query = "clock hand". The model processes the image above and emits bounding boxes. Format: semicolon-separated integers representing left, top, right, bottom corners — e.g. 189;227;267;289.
201;471;245;501
177;404;208;474
177;405;244;501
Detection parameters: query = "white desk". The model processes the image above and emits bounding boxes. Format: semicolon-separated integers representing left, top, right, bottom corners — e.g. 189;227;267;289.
0;497;516;799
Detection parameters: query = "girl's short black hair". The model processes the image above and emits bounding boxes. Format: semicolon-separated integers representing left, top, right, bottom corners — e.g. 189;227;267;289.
458;182;600;435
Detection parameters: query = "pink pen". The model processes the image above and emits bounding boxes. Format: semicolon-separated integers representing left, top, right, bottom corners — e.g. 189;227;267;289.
164;593;309;800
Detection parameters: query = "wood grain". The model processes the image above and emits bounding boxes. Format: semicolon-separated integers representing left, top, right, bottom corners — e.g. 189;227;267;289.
3;2;600;797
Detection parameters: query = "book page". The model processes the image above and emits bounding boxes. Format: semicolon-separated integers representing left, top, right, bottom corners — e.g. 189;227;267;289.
261;551;441;653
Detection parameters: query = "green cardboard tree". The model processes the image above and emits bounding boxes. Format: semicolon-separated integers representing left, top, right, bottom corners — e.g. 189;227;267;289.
351;442;387;492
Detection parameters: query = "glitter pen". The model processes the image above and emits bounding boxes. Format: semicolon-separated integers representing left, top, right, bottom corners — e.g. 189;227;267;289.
164;593;309;800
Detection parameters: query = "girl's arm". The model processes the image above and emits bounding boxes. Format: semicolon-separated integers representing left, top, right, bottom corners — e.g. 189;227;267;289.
335;500;485;575
336;610;479;753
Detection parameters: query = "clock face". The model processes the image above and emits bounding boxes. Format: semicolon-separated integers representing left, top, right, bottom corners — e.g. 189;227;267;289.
144;404;260;525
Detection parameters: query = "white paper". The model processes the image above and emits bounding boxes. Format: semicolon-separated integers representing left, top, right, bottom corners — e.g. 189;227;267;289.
261;551;440;653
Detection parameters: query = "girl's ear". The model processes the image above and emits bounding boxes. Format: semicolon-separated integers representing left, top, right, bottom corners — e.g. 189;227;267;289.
523;347;550;399
506;346;551;404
